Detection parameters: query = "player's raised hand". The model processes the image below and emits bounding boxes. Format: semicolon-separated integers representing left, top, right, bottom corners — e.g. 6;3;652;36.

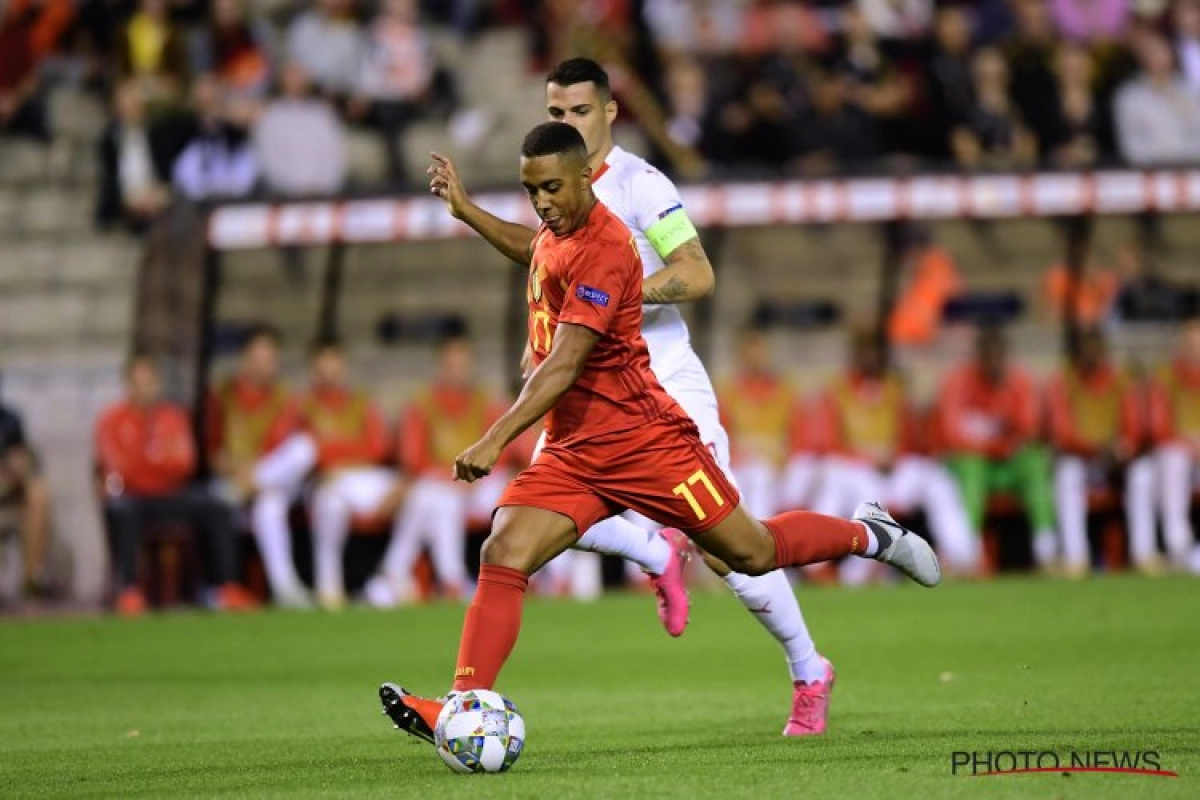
428;152;470;219
454;436;503;483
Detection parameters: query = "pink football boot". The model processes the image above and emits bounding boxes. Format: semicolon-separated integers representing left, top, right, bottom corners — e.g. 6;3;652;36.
783;656;836;736
650;528;692;637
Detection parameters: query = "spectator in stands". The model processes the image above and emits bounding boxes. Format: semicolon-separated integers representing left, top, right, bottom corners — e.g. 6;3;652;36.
857;0;932;42
1148;318;1200;571
352;0;435;186
643;0;745;60
716;325;794;519
740;0;829;56
189;0;276;99
1046;327;1155;576
952;47;1037;169
796;69;882;174
362;334;500;607
207;326;315;607
172;74;259;200
96;353;257;616
810;328;977;581
1004;0;1061;155
923;5;976;162
0;377;52;600
1112;238;1194;322
96;81;179;231
974;0;1018;45
301;338;394;609
888;224;962;347
1050;0;1129;44
1174;0;1200;95
1045;43;1102;167
1114;32;1200;165
286;0;365;102
114;0;189;104
254;63;346;196
705;58;805;171
0;0;72;142
834;5;913;161
657;55;715;165
936;325;1058;569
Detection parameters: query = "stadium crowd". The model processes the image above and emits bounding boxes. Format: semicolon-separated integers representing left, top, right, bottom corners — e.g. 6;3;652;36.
5;0;1200;231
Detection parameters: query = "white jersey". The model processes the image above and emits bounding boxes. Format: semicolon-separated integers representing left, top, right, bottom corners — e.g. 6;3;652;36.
591;146;693;378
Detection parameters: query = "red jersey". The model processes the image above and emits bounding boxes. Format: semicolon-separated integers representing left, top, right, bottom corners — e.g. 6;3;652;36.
526;201;688;446
936;364;1039;459
95;400;195;496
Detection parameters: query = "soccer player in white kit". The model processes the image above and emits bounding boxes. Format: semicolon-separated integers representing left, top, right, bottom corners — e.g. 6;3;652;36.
427;58;832;735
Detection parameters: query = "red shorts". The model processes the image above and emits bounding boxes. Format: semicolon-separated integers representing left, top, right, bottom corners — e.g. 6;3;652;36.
498;422;740;536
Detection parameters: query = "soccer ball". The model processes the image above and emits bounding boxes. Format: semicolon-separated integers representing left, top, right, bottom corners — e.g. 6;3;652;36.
434;690;526;774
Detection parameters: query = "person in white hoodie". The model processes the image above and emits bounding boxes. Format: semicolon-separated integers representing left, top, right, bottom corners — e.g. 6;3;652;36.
1115;32;1200;166
254;62;347;196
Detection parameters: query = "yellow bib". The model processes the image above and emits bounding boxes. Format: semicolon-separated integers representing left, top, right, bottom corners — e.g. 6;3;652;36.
1159;366;1200;437
834;376;902;460
219;380;288;465
1064;370;1124;446
303;392;368;441
418;390;490;468
722;381;793;466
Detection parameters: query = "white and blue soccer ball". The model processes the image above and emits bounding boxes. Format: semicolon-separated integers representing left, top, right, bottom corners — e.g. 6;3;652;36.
434;689;525;774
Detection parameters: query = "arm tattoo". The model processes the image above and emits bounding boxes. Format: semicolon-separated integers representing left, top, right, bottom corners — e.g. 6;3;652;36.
643;238;708;303
644;275;691;304
665;239;705;264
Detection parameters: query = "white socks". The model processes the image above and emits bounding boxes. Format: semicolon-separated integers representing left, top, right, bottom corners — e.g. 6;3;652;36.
577;515;826;684
574;515;670;576
724;570;826;684
1033;529;1058;568
859;522;881;558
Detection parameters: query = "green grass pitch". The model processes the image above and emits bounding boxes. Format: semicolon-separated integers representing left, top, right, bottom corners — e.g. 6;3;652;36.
1;575;1197;799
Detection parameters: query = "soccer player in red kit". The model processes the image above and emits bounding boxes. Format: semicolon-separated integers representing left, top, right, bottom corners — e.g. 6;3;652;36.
379;123;940;745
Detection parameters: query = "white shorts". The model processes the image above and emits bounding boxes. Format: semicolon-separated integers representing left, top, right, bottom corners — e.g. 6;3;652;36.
314;467;397;516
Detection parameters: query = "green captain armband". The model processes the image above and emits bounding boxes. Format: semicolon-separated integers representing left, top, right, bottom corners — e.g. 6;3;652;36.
645;207;699;259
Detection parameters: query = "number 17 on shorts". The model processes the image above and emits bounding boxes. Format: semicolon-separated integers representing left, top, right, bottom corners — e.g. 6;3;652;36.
672;468;726;522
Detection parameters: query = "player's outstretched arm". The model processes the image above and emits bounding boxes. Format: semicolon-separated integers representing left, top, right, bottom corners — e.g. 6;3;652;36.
642;236;715;304
428;152;538;265
454;323;598;482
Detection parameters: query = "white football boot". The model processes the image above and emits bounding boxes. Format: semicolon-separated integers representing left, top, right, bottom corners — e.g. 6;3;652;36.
853;501;942;587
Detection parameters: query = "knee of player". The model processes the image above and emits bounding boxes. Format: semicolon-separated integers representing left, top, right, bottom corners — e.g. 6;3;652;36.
311;491;347;521
479;530;533;571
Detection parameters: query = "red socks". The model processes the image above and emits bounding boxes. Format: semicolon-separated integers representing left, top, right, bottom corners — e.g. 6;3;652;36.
452;564;529;692
764;511;868;568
